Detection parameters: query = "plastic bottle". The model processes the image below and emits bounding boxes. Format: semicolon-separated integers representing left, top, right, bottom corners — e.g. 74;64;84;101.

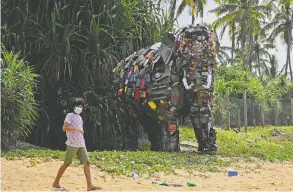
131;172;139;180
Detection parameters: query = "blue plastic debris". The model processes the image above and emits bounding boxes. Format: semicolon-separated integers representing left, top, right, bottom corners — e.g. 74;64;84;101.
228;170;238;177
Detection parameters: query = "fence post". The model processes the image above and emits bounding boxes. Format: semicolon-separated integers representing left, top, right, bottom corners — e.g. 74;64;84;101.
238;108;241;128
291;98;293;126
244;90;248;132
274;97;278;126
260;96;265;127
226;88;230;130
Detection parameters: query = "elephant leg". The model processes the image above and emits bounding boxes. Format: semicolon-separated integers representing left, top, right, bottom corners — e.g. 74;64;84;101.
157;119;180;152
139;115;180;152
124;117;140;150
189;115;206;151
189;109;218;152
138;116;161;151
207;119;218;151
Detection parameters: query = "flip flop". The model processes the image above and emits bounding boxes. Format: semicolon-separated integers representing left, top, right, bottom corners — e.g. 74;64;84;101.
87;186;102;191
54;187;68;191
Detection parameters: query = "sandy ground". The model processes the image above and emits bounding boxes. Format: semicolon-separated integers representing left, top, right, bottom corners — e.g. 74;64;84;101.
1;157;293;191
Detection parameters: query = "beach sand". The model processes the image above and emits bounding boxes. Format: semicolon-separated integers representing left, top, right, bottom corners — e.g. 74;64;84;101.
1;158;293;191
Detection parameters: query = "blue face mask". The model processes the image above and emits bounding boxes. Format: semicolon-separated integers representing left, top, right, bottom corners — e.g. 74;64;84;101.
74;107;83;114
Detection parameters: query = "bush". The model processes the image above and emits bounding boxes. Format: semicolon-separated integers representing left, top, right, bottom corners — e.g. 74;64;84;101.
1;47;38;150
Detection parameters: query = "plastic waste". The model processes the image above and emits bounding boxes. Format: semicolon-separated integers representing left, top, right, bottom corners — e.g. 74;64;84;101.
131;172;139;180
187;181;196;187
168;184;183;187
152;181;182;187
228;170;238;177
152;181;168;186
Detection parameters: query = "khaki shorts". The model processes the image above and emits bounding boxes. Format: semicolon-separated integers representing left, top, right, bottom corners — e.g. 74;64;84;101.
64;145;89;165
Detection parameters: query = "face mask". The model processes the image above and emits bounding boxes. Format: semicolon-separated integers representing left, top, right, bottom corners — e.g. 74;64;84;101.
74;107;83;114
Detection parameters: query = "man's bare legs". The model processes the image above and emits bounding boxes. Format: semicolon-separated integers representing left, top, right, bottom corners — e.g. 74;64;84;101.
52;164;70;189
52;162;100;191
84;162;101;191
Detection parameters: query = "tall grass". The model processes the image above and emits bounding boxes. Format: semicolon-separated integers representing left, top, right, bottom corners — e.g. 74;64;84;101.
1;47;39;149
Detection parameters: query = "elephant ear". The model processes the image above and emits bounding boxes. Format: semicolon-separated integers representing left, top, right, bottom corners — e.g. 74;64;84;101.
158;32;176;65
161;32;175;48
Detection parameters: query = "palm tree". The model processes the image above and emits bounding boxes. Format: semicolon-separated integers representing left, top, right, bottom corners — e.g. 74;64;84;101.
210;0;272;70
178;0;207;24
157;0;178;20
217;46;232;65
263;54;279;79
158;0;207;24
228;47;243;65
250;35;275;76
211;0;239;61
263;0;293;81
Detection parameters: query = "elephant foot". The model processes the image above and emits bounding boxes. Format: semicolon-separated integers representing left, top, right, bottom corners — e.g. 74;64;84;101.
198;143;218;153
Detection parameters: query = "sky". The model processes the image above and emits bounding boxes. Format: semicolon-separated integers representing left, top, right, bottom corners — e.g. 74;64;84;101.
172;0;291;72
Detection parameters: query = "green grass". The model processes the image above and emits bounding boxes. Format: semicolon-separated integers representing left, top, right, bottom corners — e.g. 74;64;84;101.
2;126;293;177
181;125;293;161
2;149;230;176
216;126;293;161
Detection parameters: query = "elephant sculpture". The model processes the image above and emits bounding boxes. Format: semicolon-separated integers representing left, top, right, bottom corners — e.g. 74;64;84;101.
113;23;219;152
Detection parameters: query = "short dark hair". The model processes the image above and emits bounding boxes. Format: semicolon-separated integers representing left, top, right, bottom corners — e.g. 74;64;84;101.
71;97;85;111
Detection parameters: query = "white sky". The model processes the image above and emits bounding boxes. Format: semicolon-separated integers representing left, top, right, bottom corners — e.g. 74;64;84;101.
172;0;291;72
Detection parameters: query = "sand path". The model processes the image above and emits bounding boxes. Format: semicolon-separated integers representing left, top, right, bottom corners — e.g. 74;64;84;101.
1;158;293;191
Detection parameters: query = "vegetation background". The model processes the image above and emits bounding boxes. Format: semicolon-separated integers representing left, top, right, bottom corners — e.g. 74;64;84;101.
1;0;293;151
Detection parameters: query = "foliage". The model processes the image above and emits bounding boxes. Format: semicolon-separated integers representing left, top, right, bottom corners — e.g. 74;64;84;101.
158;0;207;24
1;47;38;149
212;64;293;126
210;0;273;70
214;64;264;99
1;0;175;150
262;0;293;81
1;0;293;150
214;63;293;100
211;0;293;81
216;46;232;65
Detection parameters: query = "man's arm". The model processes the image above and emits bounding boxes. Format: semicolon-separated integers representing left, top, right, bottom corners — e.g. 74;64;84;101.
63;122;84;134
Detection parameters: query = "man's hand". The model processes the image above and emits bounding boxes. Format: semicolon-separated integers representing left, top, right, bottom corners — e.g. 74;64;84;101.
63;122;84;134
78;129;84;135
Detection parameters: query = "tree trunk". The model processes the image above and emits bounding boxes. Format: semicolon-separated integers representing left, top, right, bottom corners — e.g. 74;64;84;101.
254;35;261;76
258;54;261;76
289;9;293;82
244;90;248;132
289;48;292;81
170;0;177;21
231;21;236;61
247;31;254;72
241;33;246;69
240;16;247;70
285;42;290;79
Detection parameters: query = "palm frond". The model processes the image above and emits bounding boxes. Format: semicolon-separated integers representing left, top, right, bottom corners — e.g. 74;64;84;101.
176;0;186;17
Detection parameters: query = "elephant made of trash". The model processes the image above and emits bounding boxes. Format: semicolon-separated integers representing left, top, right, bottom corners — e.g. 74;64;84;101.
113;23;219;152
